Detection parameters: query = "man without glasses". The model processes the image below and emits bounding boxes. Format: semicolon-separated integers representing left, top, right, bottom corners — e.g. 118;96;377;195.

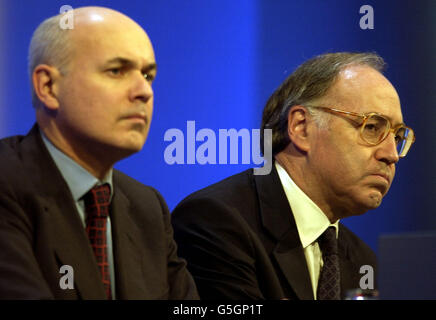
0;6;198;299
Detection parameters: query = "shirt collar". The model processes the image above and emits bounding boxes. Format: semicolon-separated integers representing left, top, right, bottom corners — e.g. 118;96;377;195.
40;131;113;201
275;162;339;248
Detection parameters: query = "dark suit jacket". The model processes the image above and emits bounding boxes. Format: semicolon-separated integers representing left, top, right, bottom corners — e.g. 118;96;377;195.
0;125;198;299
171;166;377;300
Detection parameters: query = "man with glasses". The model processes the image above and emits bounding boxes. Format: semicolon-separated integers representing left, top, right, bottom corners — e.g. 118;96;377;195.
172;52;415;300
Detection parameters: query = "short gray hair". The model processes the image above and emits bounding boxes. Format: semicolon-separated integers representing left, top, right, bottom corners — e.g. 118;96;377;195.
28;14;73;108
261;52;386;155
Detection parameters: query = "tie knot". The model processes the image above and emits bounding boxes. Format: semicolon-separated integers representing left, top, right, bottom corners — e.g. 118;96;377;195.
318;226;338;256
84;184;111;218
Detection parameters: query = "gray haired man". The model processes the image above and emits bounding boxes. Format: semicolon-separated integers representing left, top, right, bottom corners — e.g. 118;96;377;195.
172;52;415;300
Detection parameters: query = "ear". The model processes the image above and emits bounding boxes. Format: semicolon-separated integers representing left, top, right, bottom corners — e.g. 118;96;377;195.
32;64;62;111
287;105;311;152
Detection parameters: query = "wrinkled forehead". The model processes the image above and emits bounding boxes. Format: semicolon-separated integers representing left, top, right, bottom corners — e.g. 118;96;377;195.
326;65;404;124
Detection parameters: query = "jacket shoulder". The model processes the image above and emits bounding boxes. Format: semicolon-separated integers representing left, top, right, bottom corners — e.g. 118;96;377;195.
177;168;256;206
0;134;26;150
0;135;28;186
172;169;261;235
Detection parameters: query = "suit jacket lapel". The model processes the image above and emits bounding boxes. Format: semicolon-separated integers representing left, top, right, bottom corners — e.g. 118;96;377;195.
42;195;107;299
254;165;313;300
338;230;358;297
110;185;148;299
20;125;106;299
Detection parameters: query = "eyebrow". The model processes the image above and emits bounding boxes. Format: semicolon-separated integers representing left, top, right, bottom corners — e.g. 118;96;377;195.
371;112;404;127
104;57;157;73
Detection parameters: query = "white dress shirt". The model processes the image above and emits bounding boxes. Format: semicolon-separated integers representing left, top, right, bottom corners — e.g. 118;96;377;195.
275;162;339;299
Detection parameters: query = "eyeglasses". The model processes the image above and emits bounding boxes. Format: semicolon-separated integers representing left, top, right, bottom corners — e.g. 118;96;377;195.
304;105;415;158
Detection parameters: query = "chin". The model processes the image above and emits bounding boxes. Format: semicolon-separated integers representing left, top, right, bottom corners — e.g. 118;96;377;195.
122;142;145;154
120;132;147;151
348;191;383;216
365;191;384;209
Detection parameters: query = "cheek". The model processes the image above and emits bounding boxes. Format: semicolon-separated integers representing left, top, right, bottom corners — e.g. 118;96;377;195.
326;153;360;187
75;80;120;118
58;87;115;135
147;96;154;119
319;138;366;186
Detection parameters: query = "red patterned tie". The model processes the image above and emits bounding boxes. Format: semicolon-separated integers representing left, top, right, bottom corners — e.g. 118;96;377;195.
317;226;341;300
84;184;112;299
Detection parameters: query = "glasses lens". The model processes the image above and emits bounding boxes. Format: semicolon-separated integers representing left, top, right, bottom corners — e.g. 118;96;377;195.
362;114;388;144
396;127;414;157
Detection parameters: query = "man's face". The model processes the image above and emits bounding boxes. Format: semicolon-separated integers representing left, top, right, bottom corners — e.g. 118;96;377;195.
308;65;403;217
55;16;156;161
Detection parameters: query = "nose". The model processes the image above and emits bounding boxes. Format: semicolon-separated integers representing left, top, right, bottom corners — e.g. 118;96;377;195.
374;131;400;165
129;71;153;103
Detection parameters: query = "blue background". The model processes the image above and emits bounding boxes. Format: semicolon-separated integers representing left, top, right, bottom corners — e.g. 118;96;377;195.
1;0;435;253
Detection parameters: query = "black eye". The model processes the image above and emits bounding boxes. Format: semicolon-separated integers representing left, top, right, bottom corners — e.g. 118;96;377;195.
394;128;406;144
363;115;386;136
108;68;123;76
365;124;377;131
364;123;382;134
143;73;155;82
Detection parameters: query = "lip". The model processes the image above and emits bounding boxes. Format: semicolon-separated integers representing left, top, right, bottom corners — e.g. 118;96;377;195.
123;114;148;124
370;173;390;184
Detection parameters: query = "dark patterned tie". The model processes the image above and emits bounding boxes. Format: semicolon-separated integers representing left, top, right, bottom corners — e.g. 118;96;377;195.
317;226;341;300
84;184;112;299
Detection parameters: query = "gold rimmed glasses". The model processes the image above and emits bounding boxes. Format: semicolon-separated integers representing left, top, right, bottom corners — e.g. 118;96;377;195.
304;105;415;158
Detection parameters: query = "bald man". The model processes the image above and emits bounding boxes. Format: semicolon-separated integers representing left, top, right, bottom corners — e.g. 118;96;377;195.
0;7;198;300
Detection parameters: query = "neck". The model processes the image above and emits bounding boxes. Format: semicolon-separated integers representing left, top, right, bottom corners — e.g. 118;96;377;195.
40;125;115;180
275;148;341;223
